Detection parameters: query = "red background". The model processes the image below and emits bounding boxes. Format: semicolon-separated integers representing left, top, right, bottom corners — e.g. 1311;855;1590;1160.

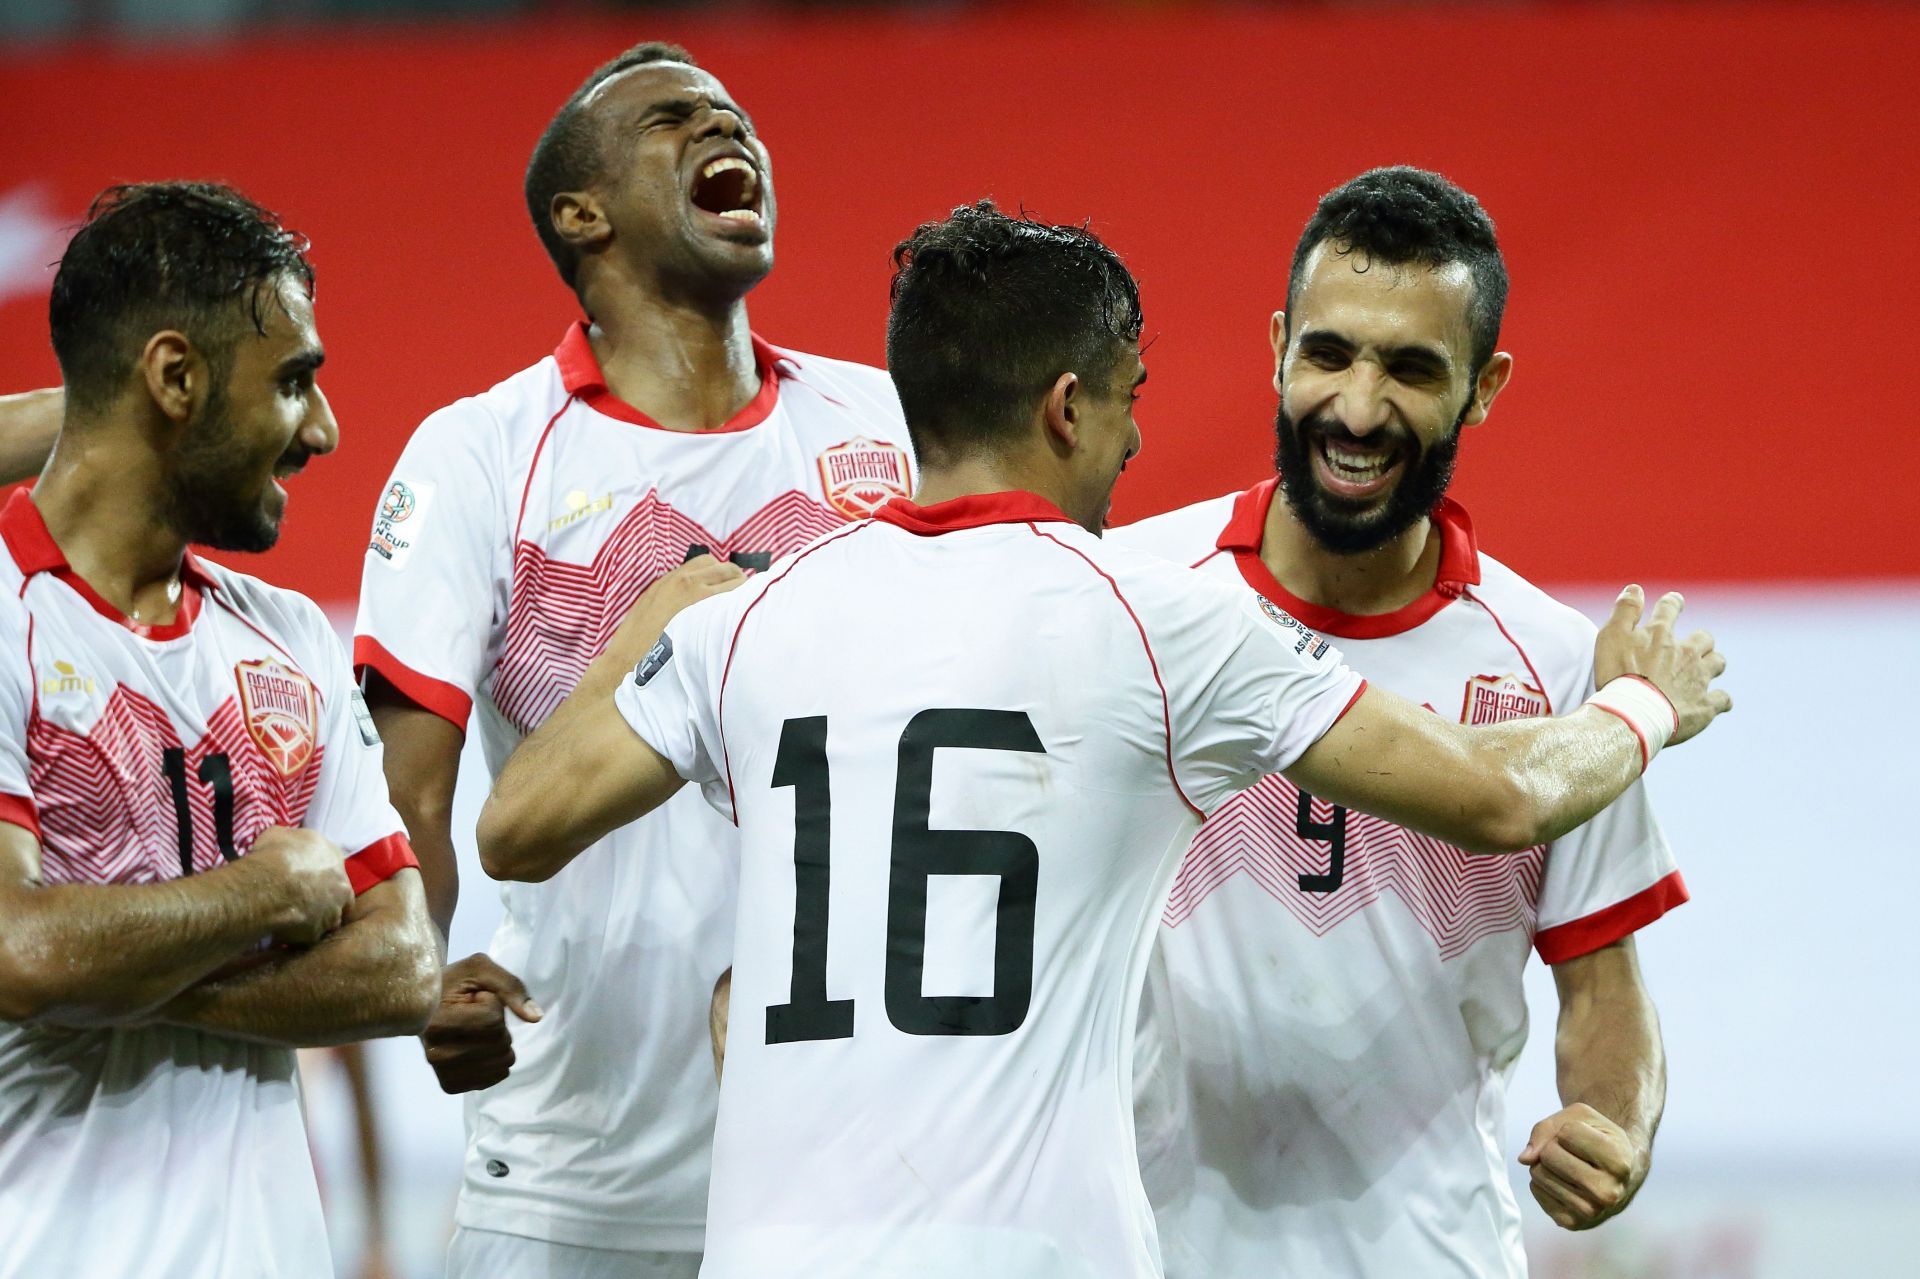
2;3;1914;602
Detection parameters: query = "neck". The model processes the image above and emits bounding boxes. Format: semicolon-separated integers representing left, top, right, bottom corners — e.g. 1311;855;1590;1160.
32;418;191;622
913;453;1090;530
1260;492;1443;617
578;264;761;432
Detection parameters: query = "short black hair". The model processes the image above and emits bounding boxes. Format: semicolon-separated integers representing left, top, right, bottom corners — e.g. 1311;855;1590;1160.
1287;166;1507;375
48;182;314;415
886;201;1143;466
525;41;698;293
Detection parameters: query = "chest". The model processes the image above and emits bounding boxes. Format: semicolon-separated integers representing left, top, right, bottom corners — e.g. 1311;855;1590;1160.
26;605;325;885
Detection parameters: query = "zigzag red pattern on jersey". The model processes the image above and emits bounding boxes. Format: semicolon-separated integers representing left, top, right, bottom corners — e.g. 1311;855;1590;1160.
491;488;845;733
1163;774;1547;960
28;684;323;885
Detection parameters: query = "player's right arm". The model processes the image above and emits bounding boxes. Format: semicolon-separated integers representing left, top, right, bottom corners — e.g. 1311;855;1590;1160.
0;388;61;486
1284;586;1729;854
0;822;351;1025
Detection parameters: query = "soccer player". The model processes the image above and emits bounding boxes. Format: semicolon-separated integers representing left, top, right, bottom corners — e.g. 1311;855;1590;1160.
476;201;1730;1279
0;182;438;1278
1116;166;1690;1276
351;42;911;1278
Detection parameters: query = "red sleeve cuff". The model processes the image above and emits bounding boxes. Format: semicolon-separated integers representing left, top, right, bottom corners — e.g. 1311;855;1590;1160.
344;832;420;895
1535;869;1689;964
1332;677;1369;725
352;635;474;729
0;792;39;838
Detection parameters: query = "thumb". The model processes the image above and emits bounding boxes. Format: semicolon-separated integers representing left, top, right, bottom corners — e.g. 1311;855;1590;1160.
486;968;544;1022
1519;1120;1552;1164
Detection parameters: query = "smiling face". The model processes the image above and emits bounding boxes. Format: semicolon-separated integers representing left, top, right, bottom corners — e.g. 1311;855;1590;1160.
580;61;775;297
1273;240;1509;553
165;275;338;553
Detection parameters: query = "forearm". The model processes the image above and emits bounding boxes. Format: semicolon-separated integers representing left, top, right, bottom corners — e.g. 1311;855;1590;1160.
0;859;290;1024
368;687;465;943
0;388;62;486
1556;961;1666;1149
1473;706;1645;851
159;875;438;1048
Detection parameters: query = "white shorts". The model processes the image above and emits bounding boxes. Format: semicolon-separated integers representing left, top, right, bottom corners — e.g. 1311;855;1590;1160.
446;1227;701;1279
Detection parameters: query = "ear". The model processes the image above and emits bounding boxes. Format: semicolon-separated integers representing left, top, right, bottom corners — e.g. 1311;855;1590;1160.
1461;351;1514;428
1269;310;1288;395
1042;372;1080;451
138;331;196;427
551;191;614;255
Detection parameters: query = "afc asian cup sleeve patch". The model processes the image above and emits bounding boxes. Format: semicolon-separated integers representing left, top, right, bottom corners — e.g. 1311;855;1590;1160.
1256;594;1332;661
368;479;436;570
631;634;674;688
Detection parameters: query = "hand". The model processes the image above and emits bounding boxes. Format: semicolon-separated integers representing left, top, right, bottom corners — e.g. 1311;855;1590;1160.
1518;1102;1649;1230
421;953;543;1094
601;554;749;671
1594;585;1731;745
244;826;354;946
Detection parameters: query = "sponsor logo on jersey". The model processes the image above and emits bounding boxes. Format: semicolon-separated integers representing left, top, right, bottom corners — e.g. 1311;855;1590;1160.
39;659;94;696
369;479;435;569
1461;673;1548;725
817;437;912;520
235;659;319;775
631;634;673;688
1256;595;1331;659
548;489;615;533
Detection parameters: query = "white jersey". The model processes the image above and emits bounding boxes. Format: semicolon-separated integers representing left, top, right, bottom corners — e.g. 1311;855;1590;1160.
1113;480;1686;1279
615;490;1367;1279
0;490;415;1279
352;323;912;1252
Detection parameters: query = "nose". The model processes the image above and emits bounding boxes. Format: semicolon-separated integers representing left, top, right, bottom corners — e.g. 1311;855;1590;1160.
301;384;340;457
692;104;745;142
1326;360;1394;438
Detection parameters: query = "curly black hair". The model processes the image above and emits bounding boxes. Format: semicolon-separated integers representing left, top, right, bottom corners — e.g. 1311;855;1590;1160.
49;181;314;414
886;200;1143;465
524;41;698;293
1288;166;1507;375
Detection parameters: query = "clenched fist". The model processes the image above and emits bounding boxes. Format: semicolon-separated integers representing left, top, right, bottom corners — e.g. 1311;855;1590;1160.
1519;1102;1649;1230
245;826;353;946
421;952;544;1094
1594;585;1731;745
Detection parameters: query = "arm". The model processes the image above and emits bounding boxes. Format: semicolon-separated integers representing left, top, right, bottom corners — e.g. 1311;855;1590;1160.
0;822;349;1025
1520;937;1665;1230
478;554;745;883
333;1041;399;1279
1286;587;1729;854
0;388;61;486
365;678;463;940
158;867;439;1048
710;967;731;1079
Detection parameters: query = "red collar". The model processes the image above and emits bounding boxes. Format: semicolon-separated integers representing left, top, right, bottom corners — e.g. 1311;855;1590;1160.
0;489;211;640
553;322;790;433
1218;476;1481;640
874;490;1077;535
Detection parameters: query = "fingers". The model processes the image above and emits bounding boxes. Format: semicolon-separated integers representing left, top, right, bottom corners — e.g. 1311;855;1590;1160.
445;954;543;1021
1710;688;1733;714
1534;1139;1624;1217
1530;1179;1581;1231
1554;1117;1634;1181
1605;585;1645;634
422;988;518;1093
1646;589;1684;634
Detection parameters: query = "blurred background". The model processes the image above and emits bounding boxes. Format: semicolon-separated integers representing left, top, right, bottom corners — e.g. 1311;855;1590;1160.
2;2;1916;1276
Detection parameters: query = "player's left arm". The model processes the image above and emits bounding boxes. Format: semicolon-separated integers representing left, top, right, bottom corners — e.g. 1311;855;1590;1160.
478;555;744;883
1520;936;1666;1230
0;388;61;485
155;868;439;1047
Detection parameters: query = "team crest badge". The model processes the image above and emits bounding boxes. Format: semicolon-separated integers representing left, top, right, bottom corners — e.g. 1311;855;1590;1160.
236;659;320;776
817;437;912;520
1461;673;1548;725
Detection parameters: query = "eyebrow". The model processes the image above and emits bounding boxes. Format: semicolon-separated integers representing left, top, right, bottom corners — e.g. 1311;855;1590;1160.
1297;328;1450;369
1132;367;1149;388
634;91;754;132
275;348;325;378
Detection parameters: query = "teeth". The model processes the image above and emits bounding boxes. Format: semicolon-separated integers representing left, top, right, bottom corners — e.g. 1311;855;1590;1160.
717;209;763;225
702;157;754;180
1323;442;1392;479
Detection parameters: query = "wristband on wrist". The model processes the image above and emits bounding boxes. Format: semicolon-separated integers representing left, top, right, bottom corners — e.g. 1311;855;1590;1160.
1585;675;1680;771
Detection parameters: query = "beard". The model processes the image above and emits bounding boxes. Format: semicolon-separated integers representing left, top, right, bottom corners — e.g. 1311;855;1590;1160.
164;382;288;554
1273;401;1467;555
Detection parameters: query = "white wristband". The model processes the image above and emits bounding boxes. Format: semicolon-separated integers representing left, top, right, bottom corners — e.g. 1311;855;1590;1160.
1585;676;1679;771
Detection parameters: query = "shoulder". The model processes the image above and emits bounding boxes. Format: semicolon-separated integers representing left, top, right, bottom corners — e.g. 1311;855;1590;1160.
1469;551;1599;684
769;347;909;436
406;355;570;459
1106;491;1241;567
1035;521;1255;622
198;563;345;679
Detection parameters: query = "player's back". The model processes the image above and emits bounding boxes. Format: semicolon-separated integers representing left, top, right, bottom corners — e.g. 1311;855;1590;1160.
627;492;1363;1279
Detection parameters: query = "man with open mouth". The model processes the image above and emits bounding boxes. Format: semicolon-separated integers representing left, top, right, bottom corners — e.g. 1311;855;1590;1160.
1116;167;1690;1277
352;41;911;1279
